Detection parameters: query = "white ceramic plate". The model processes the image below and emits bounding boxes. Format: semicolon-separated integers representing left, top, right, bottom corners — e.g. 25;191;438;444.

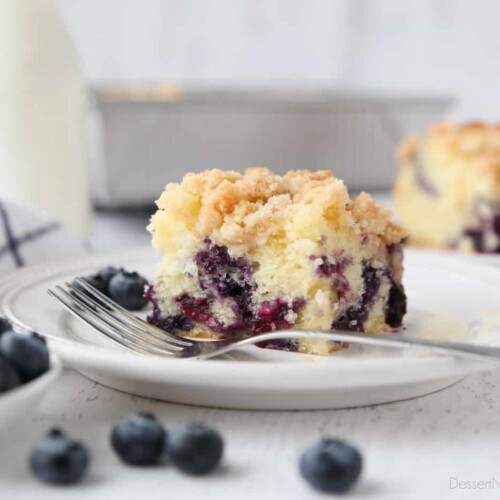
0;248;498;410
0;355;62;431
459;253;500;268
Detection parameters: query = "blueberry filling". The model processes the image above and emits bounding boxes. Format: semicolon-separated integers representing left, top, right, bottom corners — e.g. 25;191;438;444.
253;298;304;334
312;251;352;297
146;285;193;333
252;299;305;350
254;338;299;352
176;295;237;334
146;240;305;338
463;228;486;252
385;281;406;328
415;169;439;197
331;264;381;331
193;240;255;332
151;293;305;338
384;242;407;328
147;240;406;341
194;240;252;298
462;200;500;253
413;151;439;197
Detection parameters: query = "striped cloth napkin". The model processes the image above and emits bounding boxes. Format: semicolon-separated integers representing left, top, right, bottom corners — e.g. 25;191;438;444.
0;199;88;276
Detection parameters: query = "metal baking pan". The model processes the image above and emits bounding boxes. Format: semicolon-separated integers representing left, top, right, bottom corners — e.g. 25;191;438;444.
88;86;453;207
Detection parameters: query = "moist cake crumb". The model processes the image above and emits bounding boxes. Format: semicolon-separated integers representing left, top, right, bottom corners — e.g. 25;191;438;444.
394;122;500;253
147;167;407;354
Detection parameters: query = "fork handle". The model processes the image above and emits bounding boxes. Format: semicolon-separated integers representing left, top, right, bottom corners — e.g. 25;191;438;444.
196;330;500;362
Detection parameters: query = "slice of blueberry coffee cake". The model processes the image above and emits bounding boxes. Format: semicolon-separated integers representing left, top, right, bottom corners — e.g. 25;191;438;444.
147;168;407;355
394;122;500;253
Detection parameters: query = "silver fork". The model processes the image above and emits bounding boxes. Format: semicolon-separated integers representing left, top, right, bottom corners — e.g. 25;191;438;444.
47;278;500;362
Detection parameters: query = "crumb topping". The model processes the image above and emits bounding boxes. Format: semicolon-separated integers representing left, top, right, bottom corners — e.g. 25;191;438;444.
398;121;500;168
149;167;405;251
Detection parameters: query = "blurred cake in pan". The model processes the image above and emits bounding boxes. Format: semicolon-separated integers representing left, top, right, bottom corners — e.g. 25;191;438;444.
147;167;407;355
394;122;500;253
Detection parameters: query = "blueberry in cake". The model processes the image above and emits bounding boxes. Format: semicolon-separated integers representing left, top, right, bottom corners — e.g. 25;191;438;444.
147;168;407;355
395;122;500;253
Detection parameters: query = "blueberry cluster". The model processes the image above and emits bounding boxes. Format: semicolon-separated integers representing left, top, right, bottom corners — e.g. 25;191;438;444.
147;239;306;343
112;414;224;475
462;200;500;253
0;317;50;393
30;413;224;485
29;411;363;493
80;267;149;311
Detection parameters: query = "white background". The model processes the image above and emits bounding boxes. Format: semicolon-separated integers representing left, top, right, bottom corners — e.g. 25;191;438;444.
59;0;500;120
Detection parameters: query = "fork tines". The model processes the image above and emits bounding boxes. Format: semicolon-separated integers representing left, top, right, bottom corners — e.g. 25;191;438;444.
48;278;192;357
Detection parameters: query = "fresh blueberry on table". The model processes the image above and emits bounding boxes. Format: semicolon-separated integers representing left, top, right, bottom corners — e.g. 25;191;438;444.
0;330;50;382
108;270;148;311
30;428;90;485
166;422;224;475
300;438;362;493
0;316;12;335
0;353;22;392
111;412;166;465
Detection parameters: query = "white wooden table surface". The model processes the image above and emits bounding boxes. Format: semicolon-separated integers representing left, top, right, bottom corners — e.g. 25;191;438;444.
1;210;499;499
1;368;499;499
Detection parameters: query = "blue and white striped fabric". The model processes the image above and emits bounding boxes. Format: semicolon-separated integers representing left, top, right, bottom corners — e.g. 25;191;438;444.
0;199;87;276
